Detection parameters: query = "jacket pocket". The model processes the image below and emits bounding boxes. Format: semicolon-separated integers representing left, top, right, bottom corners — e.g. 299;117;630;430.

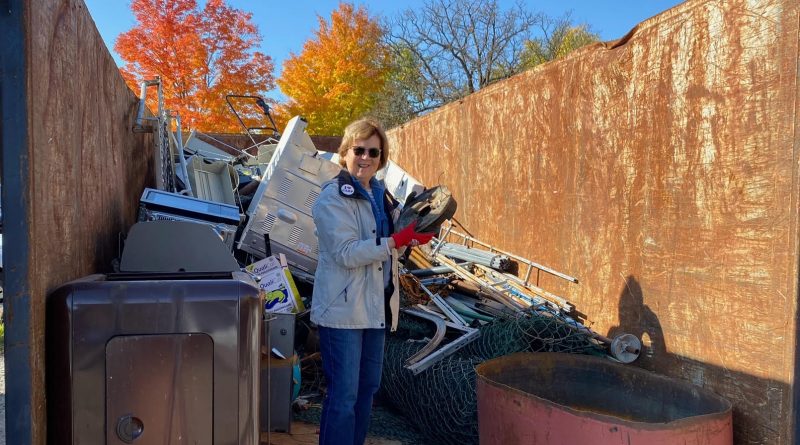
313;263;350;315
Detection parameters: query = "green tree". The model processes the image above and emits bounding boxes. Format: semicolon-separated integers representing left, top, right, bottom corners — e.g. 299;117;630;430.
370;45;426;129
520;16;600;69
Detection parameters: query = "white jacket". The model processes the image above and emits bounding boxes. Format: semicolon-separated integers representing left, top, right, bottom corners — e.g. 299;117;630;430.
311;171;400;331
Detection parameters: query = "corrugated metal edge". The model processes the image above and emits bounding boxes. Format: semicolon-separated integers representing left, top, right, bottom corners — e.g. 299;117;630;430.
0;0;33;444
602;0;691;49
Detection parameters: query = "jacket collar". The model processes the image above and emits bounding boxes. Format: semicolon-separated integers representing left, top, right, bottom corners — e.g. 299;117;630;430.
335;169;367;200
334;169;398;212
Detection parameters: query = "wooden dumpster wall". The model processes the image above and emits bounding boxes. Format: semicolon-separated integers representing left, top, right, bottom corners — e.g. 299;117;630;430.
10;0;152;442
387;0;799;443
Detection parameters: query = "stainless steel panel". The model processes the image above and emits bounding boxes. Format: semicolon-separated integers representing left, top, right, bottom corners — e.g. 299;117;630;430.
120;221;240;272
261;360;294;433
260;313;295;433
239;196;320;273
106;334;213;445
239;117;341;272
268;312;295;358
47;272;261;445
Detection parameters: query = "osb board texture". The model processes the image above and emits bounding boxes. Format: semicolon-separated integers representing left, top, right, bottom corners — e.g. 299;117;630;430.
25;0;152;442
387;0;799;443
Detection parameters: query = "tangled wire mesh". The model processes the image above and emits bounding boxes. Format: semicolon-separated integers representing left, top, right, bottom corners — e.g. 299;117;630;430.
376;287;604;445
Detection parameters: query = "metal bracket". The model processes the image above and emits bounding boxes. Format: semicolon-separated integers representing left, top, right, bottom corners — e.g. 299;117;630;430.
403;308;447;367
416;279;468;326
402;307;480;375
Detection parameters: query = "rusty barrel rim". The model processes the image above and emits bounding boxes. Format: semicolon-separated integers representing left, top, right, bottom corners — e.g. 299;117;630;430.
476;352;732;430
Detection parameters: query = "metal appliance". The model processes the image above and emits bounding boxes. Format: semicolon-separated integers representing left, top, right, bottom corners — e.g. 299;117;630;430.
137;187;241;249
120;220;240;273
238;116;342;273
261;312;296;433
46;272;261;445
379;160;425;204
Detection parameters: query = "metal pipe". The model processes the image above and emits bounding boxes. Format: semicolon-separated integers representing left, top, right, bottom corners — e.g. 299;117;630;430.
408;262;470;277
172;113;193;197
418;277;450;286
133;81;149;132
133;79;161;133
435;241;514;272
440;222;579;284
435;254;525;312
473;263;572;311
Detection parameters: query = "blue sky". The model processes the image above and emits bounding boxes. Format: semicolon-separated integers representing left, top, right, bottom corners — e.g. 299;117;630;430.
84;0;685;99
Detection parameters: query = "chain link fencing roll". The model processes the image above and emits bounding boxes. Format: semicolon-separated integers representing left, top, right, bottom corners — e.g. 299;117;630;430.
296;289;605;444
378;293;605;445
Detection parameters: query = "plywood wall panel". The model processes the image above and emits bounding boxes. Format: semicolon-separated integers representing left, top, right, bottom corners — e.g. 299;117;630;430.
20;1;153;442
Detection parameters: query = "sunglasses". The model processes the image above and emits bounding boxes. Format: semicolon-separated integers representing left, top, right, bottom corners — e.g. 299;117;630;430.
351;146;382;158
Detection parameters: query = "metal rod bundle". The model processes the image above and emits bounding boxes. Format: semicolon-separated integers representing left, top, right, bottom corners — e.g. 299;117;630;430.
408;262;470;277
435;242;514;271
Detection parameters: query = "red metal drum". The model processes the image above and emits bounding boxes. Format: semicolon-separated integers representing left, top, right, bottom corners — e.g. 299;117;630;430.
476;353;732;445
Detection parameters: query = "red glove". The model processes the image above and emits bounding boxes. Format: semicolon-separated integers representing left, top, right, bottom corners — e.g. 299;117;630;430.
391;221;436;248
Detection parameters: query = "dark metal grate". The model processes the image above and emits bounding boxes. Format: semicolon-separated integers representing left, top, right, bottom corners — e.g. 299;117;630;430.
288;226;303;246
278;176;292;198
261;213;276;233
305;190;319;209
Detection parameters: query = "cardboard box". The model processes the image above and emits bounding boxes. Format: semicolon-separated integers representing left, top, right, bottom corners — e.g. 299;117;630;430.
246;254;305;313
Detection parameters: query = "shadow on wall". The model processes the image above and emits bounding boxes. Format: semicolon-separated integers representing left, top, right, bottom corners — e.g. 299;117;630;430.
606;275;789;444
607;276;666;363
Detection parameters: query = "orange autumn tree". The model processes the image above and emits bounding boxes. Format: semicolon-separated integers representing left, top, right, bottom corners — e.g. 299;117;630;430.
115;0;275;132
277;3;391;135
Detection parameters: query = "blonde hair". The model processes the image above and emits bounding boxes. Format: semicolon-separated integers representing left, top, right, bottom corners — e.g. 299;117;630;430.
338;117;389;170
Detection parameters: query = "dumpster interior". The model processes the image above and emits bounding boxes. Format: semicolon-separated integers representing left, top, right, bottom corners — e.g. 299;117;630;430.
3;0;800;444
78;88;640;444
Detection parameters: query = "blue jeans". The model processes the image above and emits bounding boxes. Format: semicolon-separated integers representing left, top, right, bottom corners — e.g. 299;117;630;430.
318;327;386;445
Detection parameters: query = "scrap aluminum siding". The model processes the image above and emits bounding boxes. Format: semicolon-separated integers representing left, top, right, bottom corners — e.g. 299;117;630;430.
239;117;342;273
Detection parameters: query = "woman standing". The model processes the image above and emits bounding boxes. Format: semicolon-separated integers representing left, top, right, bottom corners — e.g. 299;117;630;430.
311;118;434;445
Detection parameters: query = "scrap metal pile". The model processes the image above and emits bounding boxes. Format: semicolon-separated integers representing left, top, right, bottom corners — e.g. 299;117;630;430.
129;78;341;281
367;221;638;445
130;77;642;444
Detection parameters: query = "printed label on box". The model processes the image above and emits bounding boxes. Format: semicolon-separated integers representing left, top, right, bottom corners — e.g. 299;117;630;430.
246;256;294;313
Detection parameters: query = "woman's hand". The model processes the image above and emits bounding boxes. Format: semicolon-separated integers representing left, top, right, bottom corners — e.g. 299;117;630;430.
390;221;436;248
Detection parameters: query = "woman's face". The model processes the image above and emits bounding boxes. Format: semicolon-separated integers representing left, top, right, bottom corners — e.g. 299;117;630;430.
344;133;382;187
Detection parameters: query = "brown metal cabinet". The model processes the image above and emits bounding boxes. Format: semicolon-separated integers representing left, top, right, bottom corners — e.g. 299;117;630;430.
46;272;261;445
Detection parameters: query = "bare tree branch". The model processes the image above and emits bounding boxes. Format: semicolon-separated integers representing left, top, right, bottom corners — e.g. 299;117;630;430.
387;0;539;116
